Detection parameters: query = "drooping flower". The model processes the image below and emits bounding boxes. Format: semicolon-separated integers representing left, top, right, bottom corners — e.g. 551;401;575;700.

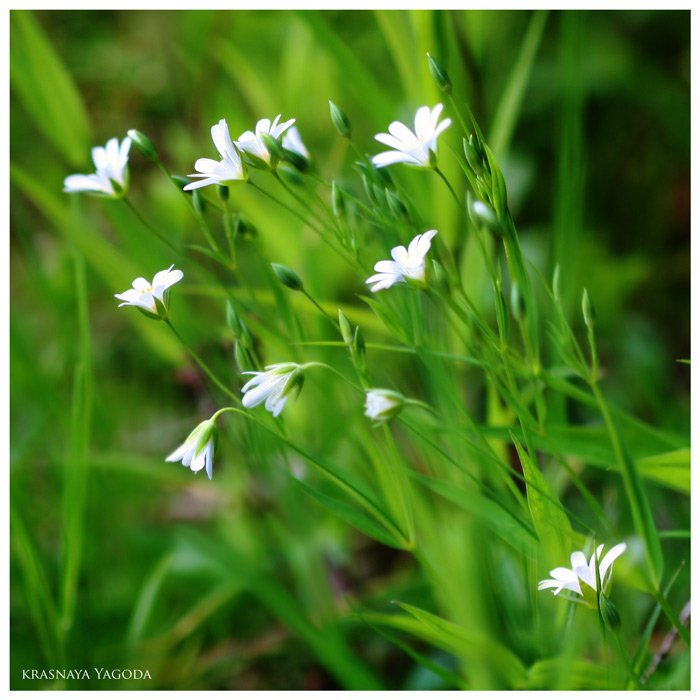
364;389;405;423
366;230;438;292
372;104;451;169
183;119;248;191
241;363;304;417
114;264;184;319
63;136;132;198
235;114;296;169
282;125;309;160
538;542;627;605
165;419;217;480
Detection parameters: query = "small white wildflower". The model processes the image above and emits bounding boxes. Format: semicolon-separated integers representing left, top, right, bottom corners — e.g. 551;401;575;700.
114;264;183;319
364;389;405;423
366;230;438;292
538;542;627;606
184;118;248;191
165;419;217;480
236;114;296;169
282;125;309;160
63;136;132;198
241;363;303;417
372;104;451;169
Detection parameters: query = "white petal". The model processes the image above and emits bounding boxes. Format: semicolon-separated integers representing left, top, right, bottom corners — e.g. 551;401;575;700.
114;289;141;303
193;158;221;174
165;443;189;463
599;543;627;583
183;177;221;191
387;120;418;146
549;567;578;583
415;229;438;257
390;245;409;263
429;103;445;132
131;277;150;292
373;260;401;274
371;150;416;168
374;132;407;151
414;105;432;140
63;174;104;193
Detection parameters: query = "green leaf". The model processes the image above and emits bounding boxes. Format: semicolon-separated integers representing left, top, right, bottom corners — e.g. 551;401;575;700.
10;10;92;166
637;449;690;494
392;603;528;688
294;478;406;550
527;658;626;690
411;472;538;556
512;434;572;558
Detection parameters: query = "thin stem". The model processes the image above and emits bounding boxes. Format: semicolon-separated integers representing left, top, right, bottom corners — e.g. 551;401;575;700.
165;319;239;403
434;167;465;216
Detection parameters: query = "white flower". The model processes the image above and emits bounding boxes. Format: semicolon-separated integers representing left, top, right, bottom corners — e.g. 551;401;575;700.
364;389;404;423
372;104;451;169
538;542;627;604
114;264;184;319
282;125;309;159
183;118;248;191
235;114;296;169
241;363;303;417
166;419;217;480
63;136;132;198
366;230;438;292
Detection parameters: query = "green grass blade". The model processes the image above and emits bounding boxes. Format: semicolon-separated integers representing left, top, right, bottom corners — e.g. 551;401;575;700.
512;434;572;560
489;10;548;158
10;10;92;166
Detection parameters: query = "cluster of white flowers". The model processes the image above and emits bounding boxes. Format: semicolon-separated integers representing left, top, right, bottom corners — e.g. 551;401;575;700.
184;114;297;190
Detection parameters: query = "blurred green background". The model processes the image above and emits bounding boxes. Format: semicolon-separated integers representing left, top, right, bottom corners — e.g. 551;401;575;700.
10;9;689;690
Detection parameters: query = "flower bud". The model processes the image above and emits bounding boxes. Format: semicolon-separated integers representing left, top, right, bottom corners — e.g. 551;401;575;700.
283;147;310;173
331;182;345;218
218;184;230;201
600;594;621;631
430;260;450;294
469;196;501;236
278;164;304;187
385;188;409;222
582;288;595;328
338;309;353;345
234;341;253;372
271;262;304;291
329;100;352;138
511;281;526;323
427;53;452;94
364;388;405;424
553;264;562;306
192;189;206;218
464;135;485;176
127;129;159;162
261;132;284;162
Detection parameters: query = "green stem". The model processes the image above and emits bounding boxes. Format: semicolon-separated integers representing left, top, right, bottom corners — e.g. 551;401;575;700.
652;590;690;648
165;319;239;403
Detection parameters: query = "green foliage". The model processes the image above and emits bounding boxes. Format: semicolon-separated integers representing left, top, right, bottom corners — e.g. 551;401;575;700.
10;8;689;691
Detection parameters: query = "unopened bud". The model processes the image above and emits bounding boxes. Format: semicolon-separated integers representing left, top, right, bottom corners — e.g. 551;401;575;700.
364;388;405;424
192;189;206;218
511;281;526;323
332;182;345;218
272;262;304;291
469;196;501;236
261;133;284;162
582;289;595;328
338;309;353;345
218;184;230;201
385;189;409;221
329;101;352;138
600;594;621;631
464;136;486;176
283;148;310;173
427;53;452;94
127;129;159;162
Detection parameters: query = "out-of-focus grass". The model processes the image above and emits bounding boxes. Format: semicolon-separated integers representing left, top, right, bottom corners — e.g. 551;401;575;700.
10;9;689;690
